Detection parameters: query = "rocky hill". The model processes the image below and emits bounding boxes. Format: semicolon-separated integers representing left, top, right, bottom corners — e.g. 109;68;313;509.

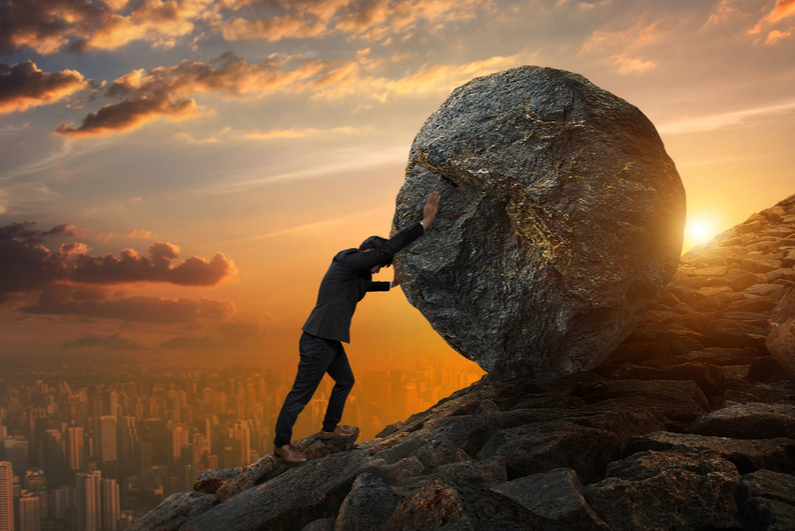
132;194;795;530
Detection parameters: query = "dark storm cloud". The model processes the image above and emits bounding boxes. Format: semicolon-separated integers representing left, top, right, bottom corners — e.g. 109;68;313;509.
0;61;88;114
0;222;237;301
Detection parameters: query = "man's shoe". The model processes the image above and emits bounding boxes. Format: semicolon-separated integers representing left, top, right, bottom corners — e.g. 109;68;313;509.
319;426;357;440
273;444;307;463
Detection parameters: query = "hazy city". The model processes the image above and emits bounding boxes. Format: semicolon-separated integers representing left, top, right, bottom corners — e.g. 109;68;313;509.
0;354;483;530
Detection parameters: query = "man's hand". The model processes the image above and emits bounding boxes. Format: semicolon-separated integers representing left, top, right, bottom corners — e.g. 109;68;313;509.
422;191;441;229
391;262;403;288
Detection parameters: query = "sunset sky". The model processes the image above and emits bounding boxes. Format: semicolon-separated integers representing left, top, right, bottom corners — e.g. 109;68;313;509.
1;0;794;366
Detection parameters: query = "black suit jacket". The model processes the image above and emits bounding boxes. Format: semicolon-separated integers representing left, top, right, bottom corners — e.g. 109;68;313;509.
302;222;424;343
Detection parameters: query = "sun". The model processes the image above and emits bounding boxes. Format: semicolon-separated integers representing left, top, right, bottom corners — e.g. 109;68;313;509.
684;216;720;251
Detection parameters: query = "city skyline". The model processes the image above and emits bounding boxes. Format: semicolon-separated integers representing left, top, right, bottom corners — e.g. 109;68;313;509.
0;354;483;528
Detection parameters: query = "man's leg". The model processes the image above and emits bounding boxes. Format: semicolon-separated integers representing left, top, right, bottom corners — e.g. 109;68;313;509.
321;341;355;433
273;332;334;448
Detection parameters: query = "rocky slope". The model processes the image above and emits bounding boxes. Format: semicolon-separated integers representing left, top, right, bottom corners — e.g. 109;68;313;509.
132;193;795;531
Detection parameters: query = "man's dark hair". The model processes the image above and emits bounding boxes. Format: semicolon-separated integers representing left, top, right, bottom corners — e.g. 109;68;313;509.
359;236;392;267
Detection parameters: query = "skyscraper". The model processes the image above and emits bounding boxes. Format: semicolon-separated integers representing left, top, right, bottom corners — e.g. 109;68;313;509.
0;461;13;531
100;479;119;531
93;417;117;461
66;424;85;472
17;492;40;531
76;470;101;531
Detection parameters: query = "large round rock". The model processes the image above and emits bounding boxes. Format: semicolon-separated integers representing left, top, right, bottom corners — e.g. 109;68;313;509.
392;66;685;378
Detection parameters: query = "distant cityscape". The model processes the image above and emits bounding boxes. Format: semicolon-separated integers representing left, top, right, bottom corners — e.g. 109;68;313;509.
0;354;483;531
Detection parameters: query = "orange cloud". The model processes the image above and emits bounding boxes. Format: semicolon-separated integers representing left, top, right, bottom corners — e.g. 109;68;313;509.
56;53;328;136
54;94;200;136
763;0;795;24
0;0;211;54
127;229;153;238
0;61;88;114
69;241;238;286
765;28;792;43
0;222;237;304
1;0;489;54
751;0;795;33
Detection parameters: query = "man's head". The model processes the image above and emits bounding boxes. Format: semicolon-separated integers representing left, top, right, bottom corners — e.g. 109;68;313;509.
359;236;392;268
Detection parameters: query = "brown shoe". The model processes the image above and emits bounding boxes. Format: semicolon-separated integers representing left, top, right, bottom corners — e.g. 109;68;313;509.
273;444;307;463
319;426;357;440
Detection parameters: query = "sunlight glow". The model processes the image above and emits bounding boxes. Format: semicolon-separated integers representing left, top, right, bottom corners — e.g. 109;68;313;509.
685;216;720;249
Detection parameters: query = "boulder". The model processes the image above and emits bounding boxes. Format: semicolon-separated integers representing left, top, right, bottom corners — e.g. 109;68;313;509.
381;478;545;530
477;420;621;484
583;451;740;531
392;65;685;378
623;431;795;474
127;491;219;531
493;468;611;531
182;450;368;531
334;473;402;531
735;469;795;531
767;284;795;380
691;403;795;439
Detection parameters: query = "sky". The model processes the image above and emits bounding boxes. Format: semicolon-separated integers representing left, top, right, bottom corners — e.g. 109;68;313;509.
1;0;794;366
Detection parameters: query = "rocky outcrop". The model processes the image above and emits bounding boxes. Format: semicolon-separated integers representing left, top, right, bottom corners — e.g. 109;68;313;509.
392;65;686;379
136;193;794;530
767;283;795;380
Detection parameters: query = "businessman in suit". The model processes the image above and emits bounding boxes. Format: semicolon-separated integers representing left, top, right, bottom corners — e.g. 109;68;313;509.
273;191;441;463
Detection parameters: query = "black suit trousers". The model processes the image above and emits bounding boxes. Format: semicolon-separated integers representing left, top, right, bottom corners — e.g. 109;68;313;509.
273;332;355;447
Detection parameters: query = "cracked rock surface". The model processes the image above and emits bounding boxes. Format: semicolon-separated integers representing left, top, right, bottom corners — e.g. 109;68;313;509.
392;65;686;378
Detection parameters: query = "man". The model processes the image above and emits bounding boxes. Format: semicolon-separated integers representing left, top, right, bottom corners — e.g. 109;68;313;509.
273;191;441;463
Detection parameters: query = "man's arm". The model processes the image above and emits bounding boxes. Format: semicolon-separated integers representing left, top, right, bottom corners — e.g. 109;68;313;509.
341;191;441;273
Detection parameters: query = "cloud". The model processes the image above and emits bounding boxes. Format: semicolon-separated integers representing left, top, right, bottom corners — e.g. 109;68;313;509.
765;28;792;43
580;20;660;73
55;53;327;137
127;229;153;238
0;0;211;54
54;94;201;136
61;333;147;351
26;294;235;323
56;47;527;137
69;241;238;286
1;0;489;55
244;125;369;140
657;99;795;134
161;319;264;350
214;0;488;43
0;61;89;114
759;0;795;25
0;221;237;302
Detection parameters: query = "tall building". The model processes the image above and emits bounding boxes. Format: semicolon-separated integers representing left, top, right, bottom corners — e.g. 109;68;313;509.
2;440;26;479
51;486;76;527
166;424;188;468
103;390;118;418
17;492;40;531
100;479;119;531
66;425;85;472
93;417;117;461
23;471;48;527
25;408;47;467
0;461;13;531
76;470;101;531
